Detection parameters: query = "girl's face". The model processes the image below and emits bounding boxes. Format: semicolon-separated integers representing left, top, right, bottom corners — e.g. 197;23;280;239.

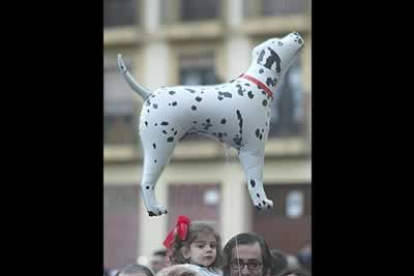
184;232;217;267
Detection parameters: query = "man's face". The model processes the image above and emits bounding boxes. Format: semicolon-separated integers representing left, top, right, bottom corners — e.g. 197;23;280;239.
230;242;264;276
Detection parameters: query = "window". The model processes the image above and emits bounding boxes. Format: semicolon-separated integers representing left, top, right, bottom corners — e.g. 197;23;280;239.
268;58;305;137
179;52;218;86
168;183;221;232
104;0;138;27
181;0;219;21
160;0;219;24
286;190;304;218
251;184;311;253
104;64;137;145
244;0;309;17
262;0;308;16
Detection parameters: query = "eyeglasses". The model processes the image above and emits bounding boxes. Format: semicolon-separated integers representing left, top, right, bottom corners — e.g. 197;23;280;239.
230;259;263;271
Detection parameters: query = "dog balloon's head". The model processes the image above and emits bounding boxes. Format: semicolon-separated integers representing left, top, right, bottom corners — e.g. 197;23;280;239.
251;32;304;78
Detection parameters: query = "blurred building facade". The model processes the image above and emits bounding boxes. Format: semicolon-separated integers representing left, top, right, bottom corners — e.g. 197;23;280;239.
104;0;311;269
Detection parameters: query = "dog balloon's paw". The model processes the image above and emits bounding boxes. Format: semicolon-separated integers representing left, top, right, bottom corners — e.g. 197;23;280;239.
253;198;273;211
147;204;168;217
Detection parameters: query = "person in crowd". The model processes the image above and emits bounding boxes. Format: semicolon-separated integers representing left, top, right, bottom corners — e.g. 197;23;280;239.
115;264;154;276
150;249;169;274
156;264;201;276
269;249;289;276
163;215;223;276
222;232;273;276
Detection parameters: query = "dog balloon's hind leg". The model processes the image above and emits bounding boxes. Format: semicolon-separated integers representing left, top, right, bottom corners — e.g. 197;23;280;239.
140;131;180;217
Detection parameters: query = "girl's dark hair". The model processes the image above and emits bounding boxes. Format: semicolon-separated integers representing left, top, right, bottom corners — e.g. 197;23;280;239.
115;264;154;276
170;221;223;270
222;233;273;276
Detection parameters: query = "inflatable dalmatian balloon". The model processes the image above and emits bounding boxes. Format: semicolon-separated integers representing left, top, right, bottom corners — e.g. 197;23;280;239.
117;32;304;216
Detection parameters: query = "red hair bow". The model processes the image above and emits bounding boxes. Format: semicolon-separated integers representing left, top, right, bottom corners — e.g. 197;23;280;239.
163;215;191;249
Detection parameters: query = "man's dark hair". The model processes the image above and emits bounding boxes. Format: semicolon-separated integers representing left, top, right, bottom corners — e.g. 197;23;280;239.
222;232;273;276
115;264;154;276
153;249;167;257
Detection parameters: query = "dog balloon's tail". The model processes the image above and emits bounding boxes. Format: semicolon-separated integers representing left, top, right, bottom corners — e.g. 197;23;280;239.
117;54;151;100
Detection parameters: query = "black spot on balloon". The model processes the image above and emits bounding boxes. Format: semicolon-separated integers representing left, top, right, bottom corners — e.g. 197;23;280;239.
195;96;202;102
154;160;157;163
161;121;169;126
167;137;174;142
257;193;260;198
262;99;268;106
259;68;264;74
169;91;176;95
255;129;260;137
221;119;226;124
185;88;196;93
218;97;224;100
174;131;178;136
191;105;197;111
236;84;244;96
218;92;232;98
250;180;256;187
162;130;167;134
172;101;177;106
146;186;150;189
152;143;156;149
153;104;158;109
206;119;211;123
193;121;197;124
248;91;254;99
145;121;148;126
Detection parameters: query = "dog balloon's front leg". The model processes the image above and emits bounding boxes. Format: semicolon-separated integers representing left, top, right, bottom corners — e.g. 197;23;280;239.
238;149;274;211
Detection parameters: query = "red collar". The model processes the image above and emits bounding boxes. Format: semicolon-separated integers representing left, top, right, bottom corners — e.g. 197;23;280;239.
240;74;274;99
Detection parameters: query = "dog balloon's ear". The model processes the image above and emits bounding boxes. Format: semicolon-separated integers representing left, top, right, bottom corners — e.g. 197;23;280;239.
252;39;270;60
